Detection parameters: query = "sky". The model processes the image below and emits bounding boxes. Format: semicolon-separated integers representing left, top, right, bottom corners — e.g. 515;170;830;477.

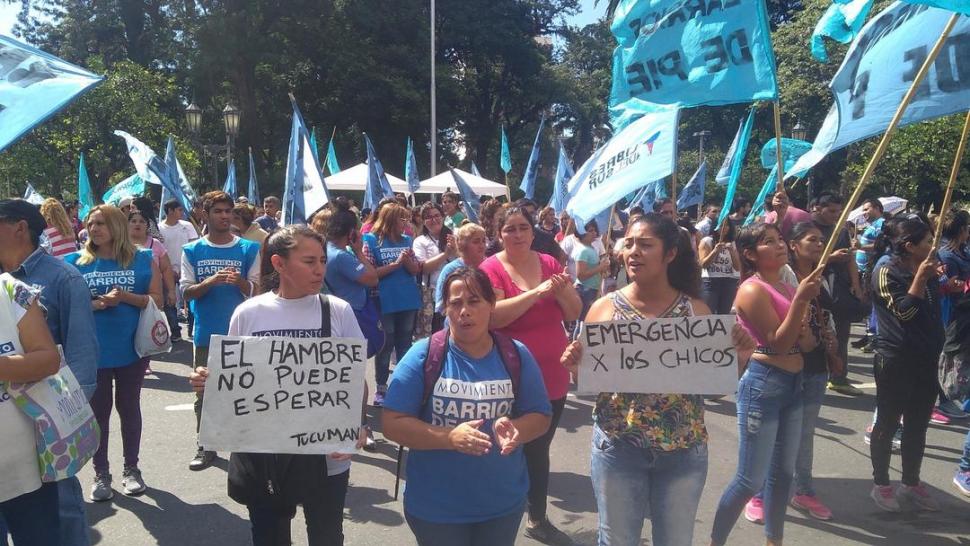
0;0;604;42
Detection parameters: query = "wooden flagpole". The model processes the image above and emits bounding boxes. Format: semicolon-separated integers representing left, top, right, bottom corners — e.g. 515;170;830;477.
504;172;512;203
819;13;961;268
933;110;970;251
773;101;785;193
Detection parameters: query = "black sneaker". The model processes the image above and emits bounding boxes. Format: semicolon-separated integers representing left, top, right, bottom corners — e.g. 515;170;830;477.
851;335;870;349
189;447;216;471
524;519;574;546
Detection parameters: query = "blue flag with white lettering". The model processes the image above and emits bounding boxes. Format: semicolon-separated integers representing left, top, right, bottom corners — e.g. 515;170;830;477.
102;174;145;207
677;162;707;210
901;0;970;14
717;106;756;229
810;0;874;62
550;142;575;214
0;35;103;153
405;137;421;193
519;116;545;199
222;160;237;198
450;168;481;224
609;0;778;129
115;130;191;215
248;149;260;205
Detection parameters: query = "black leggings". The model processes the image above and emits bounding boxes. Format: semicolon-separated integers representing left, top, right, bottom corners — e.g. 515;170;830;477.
870;355;938;486
524;397;566;522
247;470;350;546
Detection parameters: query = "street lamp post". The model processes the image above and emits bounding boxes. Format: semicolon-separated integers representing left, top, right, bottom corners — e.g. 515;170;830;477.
692;130;712;162
184;101;240;190
223;103;241;174
185;102;204;187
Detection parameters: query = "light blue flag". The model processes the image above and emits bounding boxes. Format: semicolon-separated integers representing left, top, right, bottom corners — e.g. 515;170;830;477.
405;137;421;193
519;115;546;199
282;97;330;225
0;35;103;153
655;178;668;200
745;166;779;225
309;127;320;163
78;152;94;219
326;135;341;175
102;174;145;207
362;133;395;212
500;125;512;174
248;149;260;205
566;107;679;227
789;3;970;179
222;160;237;198
746;138;813;224
470;161;482;178
550;142;575;214
608;0;778;129
717;107;756;229
163;136;195;214
23;182;44;205
115;130;189;217
450;168;481;224
901;0;970;14
811;0;874;62
677;162;707;210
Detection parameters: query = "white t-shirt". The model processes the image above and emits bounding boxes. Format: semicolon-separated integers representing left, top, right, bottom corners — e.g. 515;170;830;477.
560;235;605;281
413;234;446;287
228;293;365;476
700;237;739;279
159;220;199;272
0;274;43;503
695;217;714;237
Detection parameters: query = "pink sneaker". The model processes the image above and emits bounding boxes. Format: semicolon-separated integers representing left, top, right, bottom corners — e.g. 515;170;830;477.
930;409;950;425
790;494;833;520
744;497;764;524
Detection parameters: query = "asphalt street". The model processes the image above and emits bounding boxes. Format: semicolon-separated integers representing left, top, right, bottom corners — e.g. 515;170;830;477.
78;325;970;545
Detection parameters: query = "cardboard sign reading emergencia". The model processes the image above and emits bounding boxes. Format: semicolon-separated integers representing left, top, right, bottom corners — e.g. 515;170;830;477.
578;315;739;395
199;335;366;455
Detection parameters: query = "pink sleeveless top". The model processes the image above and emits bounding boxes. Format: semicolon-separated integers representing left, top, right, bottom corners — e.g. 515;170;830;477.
737;276;798;354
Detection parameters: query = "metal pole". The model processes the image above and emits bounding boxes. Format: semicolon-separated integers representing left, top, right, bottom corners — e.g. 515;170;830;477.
430;0;437;177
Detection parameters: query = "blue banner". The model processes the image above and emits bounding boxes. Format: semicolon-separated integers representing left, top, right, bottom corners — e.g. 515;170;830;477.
77;152;94;219
747;138;812;224
163;136;195;214
550;142;575;214
745;166;779;225
363;133;395;211
608;0;778;129
716;117;745;186
470;161;482;178
677;162;707;210
282;98;330;225
500;125;512;174
519;115;545;199
248;149;260;205
326;136;341;175
811;0;874;62
0;35;103;153
405;137;421;193
450;168;481;224
222;160;237;198
789;3;970;178
717;106;756;229
309;127;320;163
902;0;970;14
565;107;679;226
102;174;145;207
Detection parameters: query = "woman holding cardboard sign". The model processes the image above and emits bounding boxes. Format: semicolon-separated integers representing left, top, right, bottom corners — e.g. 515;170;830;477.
189;226;366;546
560;213;754;546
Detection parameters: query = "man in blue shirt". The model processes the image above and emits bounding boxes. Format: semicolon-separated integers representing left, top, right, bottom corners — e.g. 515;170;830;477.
0;199;99;546
255;195;280;233
182;191;260;470
852;198;885;352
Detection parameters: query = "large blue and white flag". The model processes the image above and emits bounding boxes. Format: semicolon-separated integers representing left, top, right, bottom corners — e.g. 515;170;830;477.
609;0;778;129
247;148;260;205
789;2;970;179
550;142;575;214
677;162;707;210
362;133;395;212
0;35;103;153
566;107;679;226
519;115;546;199
901;0;970;14
282;98;330;225
222;160;237;198
77;152;94;219
716;117;745;186
717;107;757;229
450;168;481;224
811;0;874;62
102;174;145;207
405;137;421;193
163;136;195;214
23;182;44;205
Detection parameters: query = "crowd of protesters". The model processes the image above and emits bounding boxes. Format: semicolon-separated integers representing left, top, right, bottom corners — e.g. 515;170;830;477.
0;182;968;546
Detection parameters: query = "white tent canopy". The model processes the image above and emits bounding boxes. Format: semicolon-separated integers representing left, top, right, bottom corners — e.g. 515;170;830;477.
323;162;410;193
418;168;508;196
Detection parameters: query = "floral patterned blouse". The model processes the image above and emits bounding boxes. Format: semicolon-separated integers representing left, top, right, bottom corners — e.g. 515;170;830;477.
592;290;708;451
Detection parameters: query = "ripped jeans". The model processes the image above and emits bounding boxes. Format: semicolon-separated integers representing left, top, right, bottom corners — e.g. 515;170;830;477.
711;360;804;545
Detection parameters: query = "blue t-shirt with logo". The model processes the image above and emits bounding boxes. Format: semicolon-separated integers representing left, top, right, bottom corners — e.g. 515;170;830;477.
856;217;884;272
383;337;551;523
183;237;260;347
325;242;367;311
66;249;153;368
362;233;420;314
434;258;465;313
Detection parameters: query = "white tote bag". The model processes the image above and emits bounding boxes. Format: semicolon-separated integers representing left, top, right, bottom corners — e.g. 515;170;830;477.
134;297;171;357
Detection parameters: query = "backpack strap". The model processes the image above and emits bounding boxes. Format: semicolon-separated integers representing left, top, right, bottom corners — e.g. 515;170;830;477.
421;329;450;407
491;332;521;400
317;295;332;337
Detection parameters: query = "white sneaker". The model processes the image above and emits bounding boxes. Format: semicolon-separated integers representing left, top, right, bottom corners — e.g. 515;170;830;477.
122;467;146;496
90;473;113;502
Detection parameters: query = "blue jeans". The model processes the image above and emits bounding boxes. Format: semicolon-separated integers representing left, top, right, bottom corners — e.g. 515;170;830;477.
960;428;970;472
573;285;599;339
377;310;417;387
405;505;523;546
57;477;90;546
0;482;60;546
702;277;739;315
590;426;708;546
712;360;804;544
